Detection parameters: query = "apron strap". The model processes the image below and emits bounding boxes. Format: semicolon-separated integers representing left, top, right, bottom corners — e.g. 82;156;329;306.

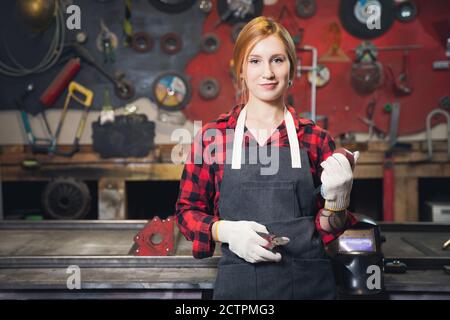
231;106;301;169
231;107;247;169
284;108;302;168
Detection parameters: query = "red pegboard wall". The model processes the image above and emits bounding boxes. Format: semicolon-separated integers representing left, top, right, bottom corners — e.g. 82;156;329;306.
184;0;450;137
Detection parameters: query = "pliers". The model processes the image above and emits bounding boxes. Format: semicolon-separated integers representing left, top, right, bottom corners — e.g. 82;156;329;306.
257;232;290;251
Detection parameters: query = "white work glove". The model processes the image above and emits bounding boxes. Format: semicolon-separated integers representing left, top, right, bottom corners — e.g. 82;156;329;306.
216;220;282;264
320;150;360;212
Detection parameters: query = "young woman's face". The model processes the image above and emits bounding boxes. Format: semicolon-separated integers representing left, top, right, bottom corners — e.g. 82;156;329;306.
244;35;291;103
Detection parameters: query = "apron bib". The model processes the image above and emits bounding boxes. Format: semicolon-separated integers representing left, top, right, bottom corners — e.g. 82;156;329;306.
213;107;336;300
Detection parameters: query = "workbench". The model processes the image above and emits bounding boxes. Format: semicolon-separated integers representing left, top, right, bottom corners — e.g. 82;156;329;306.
0;220;449;299
1;141;449;221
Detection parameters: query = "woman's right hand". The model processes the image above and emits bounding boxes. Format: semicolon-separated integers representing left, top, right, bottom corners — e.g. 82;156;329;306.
213;220;282;263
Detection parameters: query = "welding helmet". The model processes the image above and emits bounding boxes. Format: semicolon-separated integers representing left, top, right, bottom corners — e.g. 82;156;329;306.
326;213;384;296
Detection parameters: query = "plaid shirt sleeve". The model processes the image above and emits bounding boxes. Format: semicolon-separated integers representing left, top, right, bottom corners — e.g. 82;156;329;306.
175;127;220;259
313;129;358;245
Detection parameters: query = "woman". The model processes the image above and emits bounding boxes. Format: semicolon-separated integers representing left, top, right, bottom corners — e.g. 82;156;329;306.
175;16;358;299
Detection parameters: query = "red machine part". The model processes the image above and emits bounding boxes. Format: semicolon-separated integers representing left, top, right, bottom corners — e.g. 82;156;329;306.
40;58;81;107
132;216;175;256
383;154;395;221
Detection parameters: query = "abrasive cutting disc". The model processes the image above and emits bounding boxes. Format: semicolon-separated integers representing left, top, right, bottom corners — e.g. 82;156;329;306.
152;72;191;111
339;0;395;39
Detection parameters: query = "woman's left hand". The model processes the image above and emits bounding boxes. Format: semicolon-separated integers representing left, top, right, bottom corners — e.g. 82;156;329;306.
320;150;360;211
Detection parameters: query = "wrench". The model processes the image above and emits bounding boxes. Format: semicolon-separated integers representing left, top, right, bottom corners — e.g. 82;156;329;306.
70;43;134;100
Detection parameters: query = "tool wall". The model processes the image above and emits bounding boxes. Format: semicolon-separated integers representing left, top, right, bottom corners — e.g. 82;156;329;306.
0;0;206;114
0;0;449;138
185;0;450;137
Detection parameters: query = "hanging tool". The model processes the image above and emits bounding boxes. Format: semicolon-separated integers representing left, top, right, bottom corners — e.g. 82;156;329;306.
40;58;81;108
69;43;134;100
426;109;450;161
383;103;411;222
97;20;117;64
17;84;53;154
387;50;412;96
351;41;383;95
387;103;411;150
69;92;94;156
383;151;394;222
49;82;94;156
351;43;420;95
358;116;386;139
358;95;386;140
366;95;377;122
123;0;133;45
388;103;400;148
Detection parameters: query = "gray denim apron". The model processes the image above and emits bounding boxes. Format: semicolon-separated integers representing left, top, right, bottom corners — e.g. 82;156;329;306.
213;106;336;300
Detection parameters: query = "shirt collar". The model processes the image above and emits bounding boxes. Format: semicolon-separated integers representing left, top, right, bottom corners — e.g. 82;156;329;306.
217;104;314;131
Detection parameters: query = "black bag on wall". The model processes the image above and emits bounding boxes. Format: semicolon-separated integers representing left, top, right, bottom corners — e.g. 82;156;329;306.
92;114;156;158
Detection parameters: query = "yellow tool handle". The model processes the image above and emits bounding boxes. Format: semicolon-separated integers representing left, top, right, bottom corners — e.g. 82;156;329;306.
75;117;88;139
68;82;94;107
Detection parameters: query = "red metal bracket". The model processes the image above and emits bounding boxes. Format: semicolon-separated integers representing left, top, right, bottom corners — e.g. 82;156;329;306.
132;216;174;256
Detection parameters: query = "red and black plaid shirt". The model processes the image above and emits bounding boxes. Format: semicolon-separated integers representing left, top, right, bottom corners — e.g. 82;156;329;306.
175;104;355;258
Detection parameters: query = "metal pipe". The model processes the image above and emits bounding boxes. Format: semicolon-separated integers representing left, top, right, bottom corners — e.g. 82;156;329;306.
0;220;148;230
426;109;450;160
0;255;220;269
298;46;318;122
